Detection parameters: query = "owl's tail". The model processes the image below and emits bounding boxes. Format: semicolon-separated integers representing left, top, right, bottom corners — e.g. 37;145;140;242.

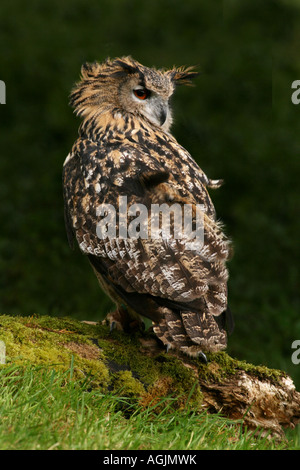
153;306;227;357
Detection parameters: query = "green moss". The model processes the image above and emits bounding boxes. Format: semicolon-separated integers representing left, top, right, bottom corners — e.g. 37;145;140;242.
97;327;161;387
0;314;110;390
196;351;285;385
157;354;203;409
112;370;145;397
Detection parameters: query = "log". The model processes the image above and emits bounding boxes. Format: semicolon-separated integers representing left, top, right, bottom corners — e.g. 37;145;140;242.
0;314;299;439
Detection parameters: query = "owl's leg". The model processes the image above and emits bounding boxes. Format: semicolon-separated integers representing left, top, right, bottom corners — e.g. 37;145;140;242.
153;307;209;362
102;305;145;333
181;310;227;352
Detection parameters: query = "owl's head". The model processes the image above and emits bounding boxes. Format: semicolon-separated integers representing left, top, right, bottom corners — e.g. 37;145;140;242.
70;56;198;132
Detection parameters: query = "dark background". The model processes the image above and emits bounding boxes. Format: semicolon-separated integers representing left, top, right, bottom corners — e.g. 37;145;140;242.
1;0;299;386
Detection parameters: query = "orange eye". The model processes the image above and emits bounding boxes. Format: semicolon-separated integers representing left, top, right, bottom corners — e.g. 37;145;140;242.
133;88;150;100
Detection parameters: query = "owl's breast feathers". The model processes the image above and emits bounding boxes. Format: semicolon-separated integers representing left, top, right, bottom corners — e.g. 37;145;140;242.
63;113;233;355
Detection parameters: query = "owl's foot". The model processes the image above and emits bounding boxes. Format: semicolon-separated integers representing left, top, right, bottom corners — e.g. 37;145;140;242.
102;306;145;334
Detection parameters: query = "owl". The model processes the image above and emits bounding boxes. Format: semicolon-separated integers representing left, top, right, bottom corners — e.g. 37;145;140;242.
63;56;234;360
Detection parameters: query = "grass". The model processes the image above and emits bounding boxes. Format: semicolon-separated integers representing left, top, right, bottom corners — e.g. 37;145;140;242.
0;363;298;450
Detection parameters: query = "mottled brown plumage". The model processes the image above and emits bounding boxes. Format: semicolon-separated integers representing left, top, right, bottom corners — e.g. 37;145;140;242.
63;56;233;358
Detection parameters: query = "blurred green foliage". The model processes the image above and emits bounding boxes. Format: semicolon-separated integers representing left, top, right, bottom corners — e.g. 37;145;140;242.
0;0;299;385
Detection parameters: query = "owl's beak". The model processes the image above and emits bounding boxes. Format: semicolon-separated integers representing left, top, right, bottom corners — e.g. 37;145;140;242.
144;97;170;129
158;105;168;126
157;103;168;126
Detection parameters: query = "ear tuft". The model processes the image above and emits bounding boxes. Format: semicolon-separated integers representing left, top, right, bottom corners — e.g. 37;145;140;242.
80;62;103;80
169;66;199;85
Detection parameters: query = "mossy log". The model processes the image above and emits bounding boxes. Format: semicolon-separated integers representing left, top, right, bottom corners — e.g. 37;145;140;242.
0;314;299;439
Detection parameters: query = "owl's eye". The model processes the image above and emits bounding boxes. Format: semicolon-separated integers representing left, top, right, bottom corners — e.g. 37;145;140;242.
133;88;151;100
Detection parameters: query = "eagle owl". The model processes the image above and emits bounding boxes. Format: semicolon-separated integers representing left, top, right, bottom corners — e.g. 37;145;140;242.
63;56;233;360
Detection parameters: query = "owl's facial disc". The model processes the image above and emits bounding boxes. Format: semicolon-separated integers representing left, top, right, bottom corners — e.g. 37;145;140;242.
132;85;171;130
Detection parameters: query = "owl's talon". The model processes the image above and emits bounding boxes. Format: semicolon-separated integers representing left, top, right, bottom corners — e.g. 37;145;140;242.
197;351;208;364
110;321;116;332
166;343;171;353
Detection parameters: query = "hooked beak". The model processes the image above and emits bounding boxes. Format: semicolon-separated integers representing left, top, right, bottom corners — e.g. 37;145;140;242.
155;102;168;126
158;105;167;126
143;96;170;129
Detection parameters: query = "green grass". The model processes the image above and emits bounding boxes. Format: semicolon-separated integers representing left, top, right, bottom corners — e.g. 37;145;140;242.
0;363;298;450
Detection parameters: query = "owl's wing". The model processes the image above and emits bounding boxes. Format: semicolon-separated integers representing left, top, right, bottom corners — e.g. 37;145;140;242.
63;139;231;327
